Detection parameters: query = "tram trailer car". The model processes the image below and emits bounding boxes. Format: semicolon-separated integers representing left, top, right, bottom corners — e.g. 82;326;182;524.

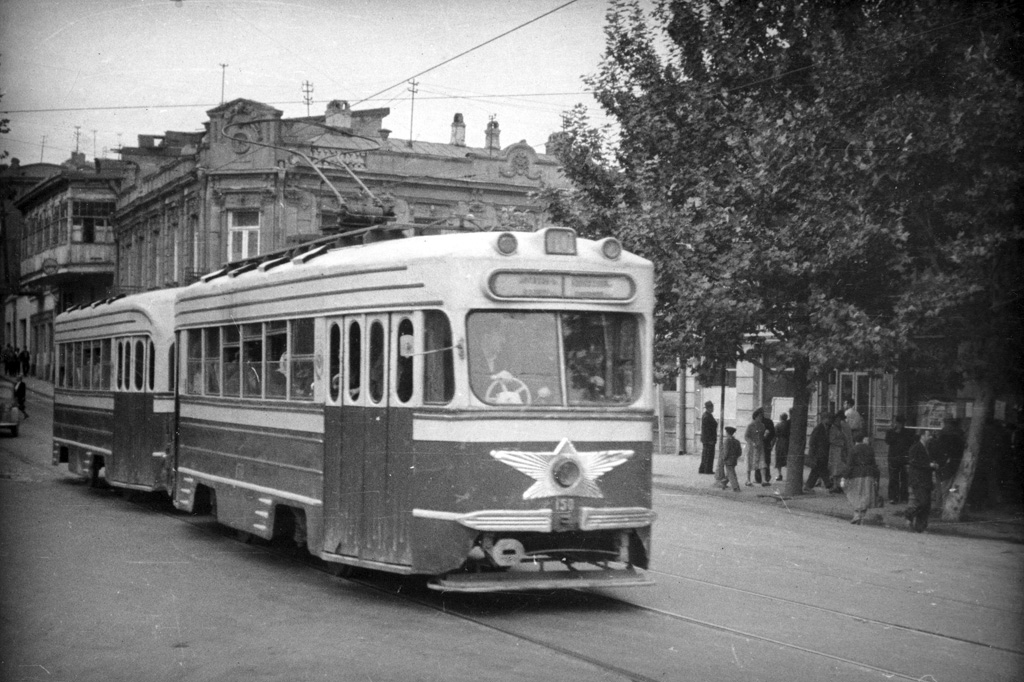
52;289;178;491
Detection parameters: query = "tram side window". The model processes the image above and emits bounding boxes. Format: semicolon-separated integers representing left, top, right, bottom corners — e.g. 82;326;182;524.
100;339;111;390
423;311;454;404
395;317;414;404
265;321;287;398
205;328;221;395
223;326;240;396
186;329;202;395
134;339;145;391
148;340;156;392
347;321;362;401
73;341;83;389
368;320;385;404
117;340;124;390
243;323;263;398
57;344;66;387
82;342;93;390
168;342;176;393
290;318;314;401
328;323;341;403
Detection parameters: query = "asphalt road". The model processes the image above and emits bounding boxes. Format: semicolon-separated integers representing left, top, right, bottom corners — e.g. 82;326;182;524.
1;390;1022;681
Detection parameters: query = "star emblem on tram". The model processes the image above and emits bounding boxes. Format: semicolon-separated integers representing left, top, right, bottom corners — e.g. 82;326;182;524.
490;438;635;500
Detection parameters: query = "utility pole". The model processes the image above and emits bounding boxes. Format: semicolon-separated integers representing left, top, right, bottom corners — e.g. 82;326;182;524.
39;136;46;162
407;78;419;147
74;126;81;153
302;81;314;116
219;63;228;104
92;129;97;159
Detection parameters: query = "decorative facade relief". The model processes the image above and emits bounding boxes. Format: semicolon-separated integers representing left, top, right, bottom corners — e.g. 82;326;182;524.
499;143;542;180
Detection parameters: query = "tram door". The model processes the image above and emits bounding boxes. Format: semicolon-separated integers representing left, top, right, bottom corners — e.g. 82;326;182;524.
110;337;152;487
325;314;395;563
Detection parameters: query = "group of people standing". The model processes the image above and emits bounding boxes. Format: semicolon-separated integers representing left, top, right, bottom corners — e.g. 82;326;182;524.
2;345;30;377
700;397;968;532
699;401;789;492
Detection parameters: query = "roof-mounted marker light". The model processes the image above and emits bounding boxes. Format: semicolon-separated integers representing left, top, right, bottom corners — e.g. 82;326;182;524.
544;227;577;255
496;232;518;256
599;237;622;260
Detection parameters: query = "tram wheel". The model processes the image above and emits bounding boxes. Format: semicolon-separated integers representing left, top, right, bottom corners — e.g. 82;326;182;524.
327;562;355;578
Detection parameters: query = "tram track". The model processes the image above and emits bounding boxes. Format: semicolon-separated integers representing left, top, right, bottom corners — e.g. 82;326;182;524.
133;492;1020;682
647;567;1024;656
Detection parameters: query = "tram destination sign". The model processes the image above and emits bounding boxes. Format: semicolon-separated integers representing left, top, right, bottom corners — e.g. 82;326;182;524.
489;271;635;301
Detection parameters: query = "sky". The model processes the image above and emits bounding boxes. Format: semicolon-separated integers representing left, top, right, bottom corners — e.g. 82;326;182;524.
0;0;622;166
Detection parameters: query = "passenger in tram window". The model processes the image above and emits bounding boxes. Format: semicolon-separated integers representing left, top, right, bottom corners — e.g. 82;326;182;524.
291;361;314;399
266;353;287;398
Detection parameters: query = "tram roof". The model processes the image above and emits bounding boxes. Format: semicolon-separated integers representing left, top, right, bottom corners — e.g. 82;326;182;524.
181;227;653;297
55;288;178;340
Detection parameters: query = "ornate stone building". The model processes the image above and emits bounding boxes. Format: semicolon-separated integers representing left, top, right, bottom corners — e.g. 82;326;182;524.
114;98;567;292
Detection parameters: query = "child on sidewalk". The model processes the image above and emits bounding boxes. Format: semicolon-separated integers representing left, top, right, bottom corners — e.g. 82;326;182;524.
721;426;742;491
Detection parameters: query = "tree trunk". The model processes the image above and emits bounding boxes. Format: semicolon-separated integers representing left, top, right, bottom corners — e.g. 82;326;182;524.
941;381;994;522
784;358;812;497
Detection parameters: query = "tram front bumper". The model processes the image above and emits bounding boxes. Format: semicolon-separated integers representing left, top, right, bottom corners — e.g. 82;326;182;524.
428;566;654;593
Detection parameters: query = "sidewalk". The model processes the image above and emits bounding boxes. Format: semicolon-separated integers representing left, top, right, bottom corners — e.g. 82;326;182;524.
654;453;1024;544
8;374;1021;543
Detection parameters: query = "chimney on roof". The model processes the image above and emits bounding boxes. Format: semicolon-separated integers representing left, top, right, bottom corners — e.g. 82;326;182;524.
450;113;466;147
325;100;352;129
485;118;501;151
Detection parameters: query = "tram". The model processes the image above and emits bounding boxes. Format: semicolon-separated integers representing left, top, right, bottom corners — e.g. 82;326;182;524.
54;226;656;591
52;289;177;491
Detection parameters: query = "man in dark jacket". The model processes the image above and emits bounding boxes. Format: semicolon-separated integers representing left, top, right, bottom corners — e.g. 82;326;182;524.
757;410;775;484
905;429;940;532
698;401;718;474
885;415;916;503
804;414;832;492
13;374;28;419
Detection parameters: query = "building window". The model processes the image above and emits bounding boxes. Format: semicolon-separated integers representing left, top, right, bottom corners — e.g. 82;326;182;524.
227;209;260;261
71;201;115;244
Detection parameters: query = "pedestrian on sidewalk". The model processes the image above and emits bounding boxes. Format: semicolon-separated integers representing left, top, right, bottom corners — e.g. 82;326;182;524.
759;409;776;483
828;411;852;493
745;408;769;486
698;401;718;474
13;374;29;420
842;435;881;524
885;415;915;503
905;428;940;532
804;413;833;492
720;426;742;491
774;412;790;481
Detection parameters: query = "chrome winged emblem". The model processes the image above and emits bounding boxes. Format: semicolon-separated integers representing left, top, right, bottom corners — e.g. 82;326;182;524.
490;438;634;500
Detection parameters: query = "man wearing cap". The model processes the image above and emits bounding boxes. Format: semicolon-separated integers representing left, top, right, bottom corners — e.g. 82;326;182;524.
905;428;940;532
720;426;742;492
698;401;718;474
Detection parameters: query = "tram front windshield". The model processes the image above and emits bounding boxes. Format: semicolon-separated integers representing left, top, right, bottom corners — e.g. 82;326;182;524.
468;311;640;407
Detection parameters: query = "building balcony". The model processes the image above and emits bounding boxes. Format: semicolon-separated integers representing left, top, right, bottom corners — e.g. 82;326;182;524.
19;243;115;289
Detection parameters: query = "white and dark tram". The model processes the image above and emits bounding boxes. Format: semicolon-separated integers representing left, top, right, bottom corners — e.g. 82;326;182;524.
54;227;656;591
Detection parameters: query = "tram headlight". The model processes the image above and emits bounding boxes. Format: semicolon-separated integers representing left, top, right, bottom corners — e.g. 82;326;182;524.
495;232;518;256
553;457;581;489
599;237;622;260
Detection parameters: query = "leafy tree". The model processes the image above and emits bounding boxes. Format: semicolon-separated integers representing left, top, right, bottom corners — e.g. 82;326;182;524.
546;0;1022;504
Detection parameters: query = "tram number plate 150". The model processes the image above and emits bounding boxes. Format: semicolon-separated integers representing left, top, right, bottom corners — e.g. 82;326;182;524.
553;497;577;531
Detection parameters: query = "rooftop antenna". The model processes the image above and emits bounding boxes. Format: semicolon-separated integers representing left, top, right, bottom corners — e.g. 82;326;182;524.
74;126;81;153
302;81;314;116
407;78;419;147
219;63;228;104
